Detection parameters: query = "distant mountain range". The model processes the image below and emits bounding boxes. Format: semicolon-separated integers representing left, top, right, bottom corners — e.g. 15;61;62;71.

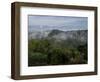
29;29;87;42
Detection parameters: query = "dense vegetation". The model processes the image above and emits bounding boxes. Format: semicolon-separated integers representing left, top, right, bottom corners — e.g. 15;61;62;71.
28;38;87;66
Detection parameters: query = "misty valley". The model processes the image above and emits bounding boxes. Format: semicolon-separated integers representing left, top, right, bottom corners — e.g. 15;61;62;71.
28;29;88;66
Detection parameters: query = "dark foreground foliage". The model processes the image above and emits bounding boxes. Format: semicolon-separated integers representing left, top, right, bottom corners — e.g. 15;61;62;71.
28;39;87;66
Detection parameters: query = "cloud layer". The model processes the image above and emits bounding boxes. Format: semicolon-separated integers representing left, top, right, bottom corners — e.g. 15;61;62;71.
28;15;88;32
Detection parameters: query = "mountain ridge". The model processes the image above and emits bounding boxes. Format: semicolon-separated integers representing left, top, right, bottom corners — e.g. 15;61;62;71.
28;29;87;43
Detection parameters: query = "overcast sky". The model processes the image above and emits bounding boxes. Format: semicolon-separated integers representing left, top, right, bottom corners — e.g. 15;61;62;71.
28;15;88;32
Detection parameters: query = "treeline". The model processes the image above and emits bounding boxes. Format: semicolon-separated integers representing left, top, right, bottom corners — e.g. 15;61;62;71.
28;39;87;66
